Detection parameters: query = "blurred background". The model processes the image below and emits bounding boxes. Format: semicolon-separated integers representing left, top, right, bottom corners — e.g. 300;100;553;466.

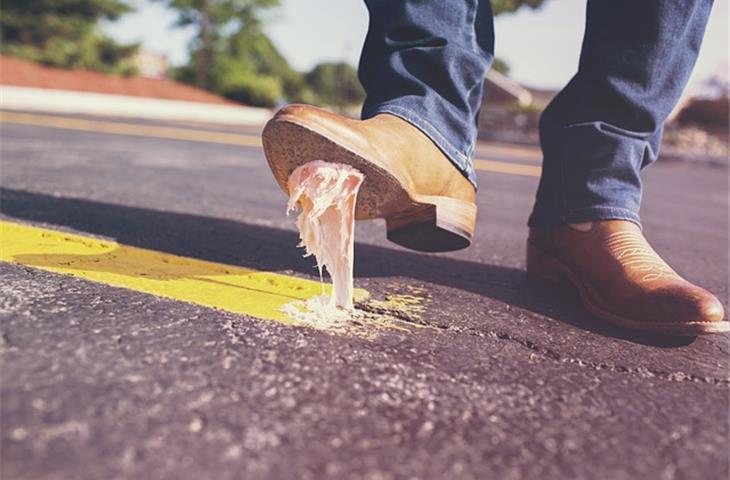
1;0;728;161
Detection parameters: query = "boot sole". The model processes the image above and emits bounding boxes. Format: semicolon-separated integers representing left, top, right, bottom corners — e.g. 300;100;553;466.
526;240;729;335
262;116;476;252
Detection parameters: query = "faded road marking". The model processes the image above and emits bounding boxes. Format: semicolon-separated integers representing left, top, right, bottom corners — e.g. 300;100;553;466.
473;159;541;177
0;220;367;323
0;111;542;177
0;111;262;147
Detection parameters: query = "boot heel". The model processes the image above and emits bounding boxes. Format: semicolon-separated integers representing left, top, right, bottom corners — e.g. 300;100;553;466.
526;241;567;284
386;196;476;253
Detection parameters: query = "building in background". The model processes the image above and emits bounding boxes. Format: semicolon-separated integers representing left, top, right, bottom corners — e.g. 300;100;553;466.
134;51;170;79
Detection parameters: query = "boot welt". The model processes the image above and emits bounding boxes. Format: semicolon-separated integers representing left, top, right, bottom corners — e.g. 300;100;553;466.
262;116;477;253
526;240;730;335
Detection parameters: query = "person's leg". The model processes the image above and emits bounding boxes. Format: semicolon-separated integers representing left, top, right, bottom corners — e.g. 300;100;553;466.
526;0;727;334
358;0;495;187
529;0;713;227
263;1;493;252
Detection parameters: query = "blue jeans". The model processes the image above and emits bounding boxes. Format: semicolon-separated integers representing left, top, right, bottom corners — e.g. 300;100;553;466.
358;0;713;227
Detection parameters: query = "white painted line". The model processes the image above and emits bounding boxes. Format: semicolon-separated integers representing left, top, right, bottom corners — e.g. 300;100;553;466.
0;86;272;126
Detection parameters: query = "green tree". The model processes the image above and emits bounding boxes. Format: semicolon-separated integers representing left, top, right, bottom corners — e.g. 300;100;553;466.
491;0;547;15
165;0;548;107
170;12;308;107
156;0;279;89
167;0;322;107
225;24;314;103
491;57;510;76
304;63;364;108
1;0;139;74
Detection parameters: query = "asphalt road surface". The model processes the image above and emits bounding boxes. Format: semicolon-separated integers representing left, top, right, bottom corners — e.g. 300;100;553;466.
1;112;728;480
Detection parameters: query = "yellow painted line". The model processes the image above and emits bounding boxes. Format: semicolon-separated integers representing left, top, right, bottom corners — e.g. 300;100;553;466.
0;220;367;324
473;159;541;177
0;111;262;147
0;111;541;177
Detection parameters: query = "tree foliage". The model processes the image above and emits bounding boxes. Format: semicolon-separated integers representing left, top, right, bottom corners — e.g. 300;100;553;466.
164;0;549;107
0;0;548;105
155;0;279;88
491;57;510;76
1;0;139;74
173;30;364;108
491;0;547;15
170;9;309;107
304;63;365;107
167;0;362;107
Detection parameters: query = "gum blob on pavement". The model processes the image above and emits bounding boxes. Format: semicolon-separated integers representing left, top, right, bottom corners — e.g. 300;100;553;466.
283;160;364;325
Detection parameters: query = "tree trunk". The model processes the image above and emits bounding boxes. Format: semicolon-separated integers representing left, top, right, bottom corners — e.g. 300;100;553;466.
195;0;211;89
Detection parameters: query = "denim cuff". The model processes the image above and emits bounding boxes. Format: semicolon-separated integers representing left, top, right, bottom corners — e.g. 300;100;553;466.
361;103;479;187
528;205;642;229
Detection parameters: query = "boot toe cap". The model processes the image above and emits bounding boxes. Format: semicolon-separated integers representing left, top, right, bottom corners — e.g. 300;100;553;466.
697;294;725;323
647;285;726;325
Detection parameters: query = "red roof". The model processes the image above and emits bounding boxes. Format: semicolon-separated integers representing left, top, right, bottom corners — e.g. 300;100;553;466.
0;55;233;105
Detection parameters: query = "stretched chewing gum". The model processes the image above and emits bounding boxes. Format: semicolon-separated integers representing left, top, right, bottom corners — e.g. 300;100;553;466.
286;160;364;310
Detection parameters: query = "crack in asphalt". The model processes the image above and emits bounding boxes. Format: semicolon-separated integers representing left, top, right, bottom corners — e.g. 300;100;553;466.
357;291;730;387
355;299;729;386
464;327;730;386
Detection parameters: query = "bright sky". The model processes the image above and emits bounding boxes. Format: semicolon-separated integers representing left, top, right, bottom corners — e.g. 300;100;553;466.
105;0;728;93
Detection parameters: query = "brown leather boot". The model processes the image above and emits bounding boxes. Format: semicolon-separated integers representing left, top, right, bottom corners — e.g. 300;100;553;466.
262;104;476;252
527;220;727;335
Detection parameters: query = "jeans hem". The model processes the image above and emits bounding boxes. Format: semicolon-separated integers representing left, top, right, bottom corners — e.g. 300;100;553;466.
362;103;478;187
528;206;642;229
